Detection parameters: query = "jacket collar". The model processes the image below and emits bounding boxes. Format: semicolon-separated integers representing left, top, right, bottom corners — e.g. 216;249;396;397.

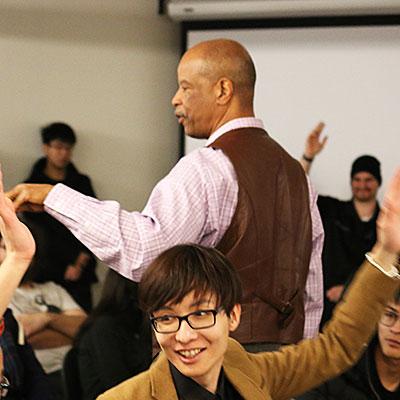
149;339;267;400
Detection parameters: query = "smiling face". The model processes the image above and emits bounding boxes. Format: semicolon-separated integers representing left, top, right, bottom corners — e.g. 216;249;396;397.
153;290;240;393
378;302;400;360
351;171;380;202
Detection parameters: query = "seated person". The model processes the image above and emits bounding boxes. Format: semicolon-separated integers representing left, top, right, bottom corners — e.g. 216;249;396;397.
300;122;381;324
0;309;54;400
98;169;400;400
23;122;97;312
4;249;87;399
75;270;152;400
296;289;400;399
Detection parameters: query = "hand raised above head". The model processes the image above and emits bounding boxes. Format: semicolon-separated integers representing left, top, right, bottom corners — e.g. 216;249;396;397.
375;168;400;256
6;183;53;213
0;169;35;262
304;121;328;159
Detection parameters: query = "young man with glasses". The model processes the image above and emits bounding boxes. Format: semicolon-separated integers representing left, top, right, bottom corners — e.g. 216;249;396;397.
98;168;400;400
22;122;97;311
297;290;400;399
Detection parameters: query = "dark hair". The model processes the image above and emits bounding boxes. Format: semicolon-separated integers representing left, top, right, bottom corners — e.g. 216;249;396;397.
41;122;76;145
351;155;381;185
75;269;143;344
139;244;242;315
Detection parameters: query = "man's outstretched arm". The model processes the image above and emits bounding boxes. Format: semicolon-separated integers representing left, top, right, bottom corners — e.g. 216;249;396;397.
7;149;237;281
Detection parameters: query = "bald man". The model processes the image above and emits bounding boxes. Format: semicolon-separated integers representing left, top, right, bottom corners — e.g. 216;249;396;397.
7;39;324;350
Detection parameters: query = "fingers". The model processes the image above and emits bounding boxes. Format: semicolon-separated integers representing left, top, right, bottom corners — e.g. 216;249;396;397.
383;168;400;209
6;186;28;212
313;121;325;136
311;122;327;141
5;185;21;202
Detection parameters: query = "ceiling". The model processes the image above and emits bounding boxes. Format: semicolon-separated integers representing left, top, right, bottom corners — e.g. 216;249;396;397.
0;0;141;16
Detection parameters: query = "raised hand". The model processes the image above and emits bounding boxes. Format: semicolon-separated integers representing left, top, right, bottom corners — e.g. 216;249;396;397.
0;170;35;262
6;183;53;213
0;168;36;317
304;122;328;160
375;168;400;256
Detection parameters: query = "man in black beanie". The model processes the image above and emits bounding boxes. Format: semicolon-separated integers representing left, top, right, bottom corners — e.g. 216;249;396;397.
300;123;381;326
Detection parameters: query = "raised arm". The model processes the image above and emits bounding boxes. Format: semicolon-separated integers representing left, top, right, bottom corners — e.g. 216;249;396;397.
0;169;36;316
261;168;400;399
299;122;328;174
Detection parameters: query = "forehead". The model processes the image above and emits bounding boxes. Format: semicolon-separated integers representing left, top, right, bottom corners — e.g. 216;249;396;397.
352;171;377;181
177;52;211;80
162;290;216;311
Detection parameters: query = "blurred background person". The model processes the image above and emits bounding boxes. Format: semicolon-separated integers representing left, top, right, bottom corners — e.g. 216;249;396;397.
301;122;381;325
75;270;152;400
296;289;400;399
5;231;87;400
23;122;97;311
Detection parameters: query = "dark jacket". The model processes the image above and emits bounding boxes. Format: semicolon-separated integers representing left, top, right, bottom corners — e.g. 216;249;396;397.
296;336;399;400
77;311;152;400
23;158;97;310
212;128;312;344
0;309;53;400
317;196;379;289
317;196;379;324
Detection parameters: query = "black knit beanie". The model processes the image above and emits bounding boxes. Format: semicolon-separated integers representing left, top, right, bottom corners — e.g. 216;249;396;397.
351;155;382;185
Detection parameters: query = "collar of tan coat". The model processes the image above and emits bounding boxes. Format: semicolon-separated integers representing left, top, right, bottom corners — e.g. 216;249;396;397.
149;339;268;400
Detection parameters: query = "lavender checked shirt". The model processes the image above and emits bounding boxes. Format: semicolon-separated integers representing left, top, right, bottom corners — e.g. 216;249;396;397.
44;118;324;338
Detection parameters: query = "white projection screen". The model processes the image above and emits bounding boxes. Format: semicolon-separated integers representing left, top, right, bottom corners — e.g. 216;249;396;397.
183;24;400;200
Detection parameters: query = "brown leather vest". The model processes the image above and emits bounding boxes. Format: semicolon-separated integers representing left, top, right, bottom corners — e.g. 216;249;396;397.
211;128;312;344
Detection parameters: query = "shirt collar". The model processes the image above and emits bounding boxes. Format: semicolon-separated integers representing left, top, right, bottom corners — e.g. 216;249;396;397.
206;117;264;147
170;362;226;400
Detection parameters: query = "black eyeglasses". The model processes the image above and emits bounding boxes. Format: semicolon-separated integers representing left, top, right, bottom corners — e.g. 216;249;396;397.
380;310;400;328
0;376;10;398
150;307;223;334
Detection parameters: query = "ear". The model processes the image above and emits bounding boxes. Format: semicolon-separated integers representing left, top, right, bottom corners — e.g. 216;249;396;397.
215;77;233;105
228;304;241;332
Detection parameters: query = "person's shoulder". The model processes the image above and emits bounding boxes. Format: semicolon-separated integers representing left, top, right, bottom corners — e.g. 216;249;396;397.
317;195;345;212
176;146;222;166
168;146;233;183
97;369;152;400
24;158;50;183
224;339;261;371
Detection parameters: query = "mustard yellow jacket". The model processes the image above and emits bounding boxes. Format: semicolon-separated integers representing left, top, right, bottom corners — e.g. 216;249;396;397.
97;261;399;400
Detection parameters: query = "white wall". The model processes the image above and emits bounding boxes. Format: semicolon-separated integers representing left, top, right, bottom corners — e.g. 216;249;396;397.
0;1;180;210
186;25;400;201
0;1;181;300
